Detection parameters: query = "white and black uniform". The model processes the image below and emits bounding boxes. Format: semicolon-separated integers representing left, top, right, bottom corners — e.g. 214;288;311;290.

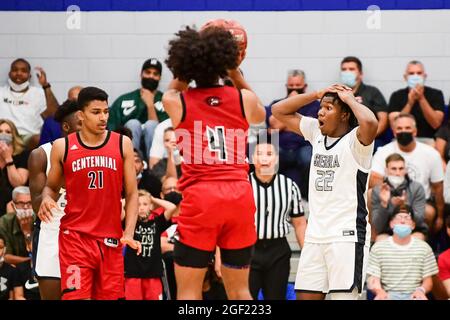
294;117;373;297
33;142;66;279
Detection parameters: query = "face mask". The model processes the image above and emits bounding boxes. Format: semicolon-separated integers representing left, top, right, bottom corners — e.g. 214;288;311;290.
340;71;357;88
164;191;182;205
393;224;412;238
387;175;405;189
8;78;29;92
407;74;424;89
287;88;305;96
0;133;12;145
396;132;414;146
141;77;159;91
15;208;34;219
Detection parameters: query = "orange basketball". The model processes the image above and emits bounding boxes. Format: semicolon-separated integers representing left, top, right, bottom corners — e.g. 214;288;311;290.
201;19;247;63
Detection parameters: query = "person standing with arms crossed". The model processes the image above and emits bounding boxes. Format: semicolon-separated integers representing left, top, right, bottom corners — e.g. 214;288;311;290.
38;87;141;300
163;25;265;300
272;84;378;300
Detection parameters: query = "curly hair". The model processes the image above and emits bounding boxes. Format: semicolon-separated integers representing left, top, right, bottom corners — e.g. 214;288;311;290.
165;26;239;87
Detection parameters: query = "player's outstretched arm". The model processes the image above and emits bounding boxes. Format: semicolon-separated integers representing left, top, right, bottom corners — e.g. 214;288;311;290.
336;85;378;146
38;138;65;223
271;91;320;136
28;147;48;214
120;135;142;255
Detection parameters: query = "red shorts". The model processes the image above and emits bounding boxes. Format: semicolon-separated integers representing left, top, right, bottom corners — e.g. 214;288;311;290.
178;180;256;251
125;277;163;300
59;229;125;300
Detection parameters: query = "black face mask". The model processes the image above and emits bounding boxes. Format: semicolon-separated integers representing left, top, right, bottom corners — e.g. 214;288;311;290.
287;88;305;96
396;132;414;146
164;191;182;205
141;77;159;91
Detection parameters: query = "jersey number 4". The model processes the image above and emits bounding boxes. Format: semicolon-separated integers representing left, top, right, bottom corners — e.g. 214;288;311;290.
88;171;104;189
315;170;334;191
206;126;228;161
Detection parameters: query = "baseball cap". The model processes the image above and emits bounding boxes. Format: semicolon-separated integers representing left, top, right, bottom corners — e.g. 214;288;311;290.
142;58;162;74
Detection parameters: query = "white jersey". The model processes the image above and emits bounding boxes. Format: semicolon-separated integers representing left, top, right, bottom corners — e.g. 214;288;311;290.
34;142;65;278
300;117;373;245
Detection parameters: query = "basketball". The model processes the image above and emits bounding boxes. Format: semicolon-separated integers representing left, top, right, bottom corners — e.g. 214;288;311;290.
201;19;248;63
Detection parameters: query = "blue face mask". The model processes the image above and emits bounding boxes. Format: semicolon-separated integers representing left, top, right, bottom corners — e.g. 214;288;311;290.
393;224;412;238
407;74;424;89
340;71;357;88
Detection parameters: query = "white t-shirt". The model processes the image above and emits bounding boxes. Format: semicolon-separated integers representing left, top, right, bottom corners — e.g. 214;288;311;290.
300;116;374;244
149;118;173;159
371;141;444;199
0;85;46;135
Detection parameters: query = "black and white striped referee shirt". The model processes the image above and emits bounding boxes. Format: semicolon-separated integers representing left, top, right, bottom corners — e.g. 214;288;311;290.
249;172;304;240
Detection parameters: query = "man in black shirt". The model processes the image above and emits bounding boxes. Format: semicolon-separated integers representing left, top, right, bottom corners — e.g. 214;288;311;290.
340;56;389;150
388;60;444;143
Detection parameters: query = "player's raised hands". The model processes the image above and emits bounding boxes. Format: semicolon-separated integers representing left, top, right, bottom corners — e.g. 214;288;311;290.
121;235;142;256
38;196;57;223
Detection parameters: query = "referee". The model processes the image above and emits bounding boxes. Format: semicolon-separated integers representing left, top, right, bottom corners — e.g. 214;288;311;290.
249;140;306;300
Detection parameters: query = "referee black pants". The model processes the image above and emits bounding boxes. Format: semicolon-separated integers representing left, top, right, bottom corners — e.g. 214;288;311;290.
249;237;291;300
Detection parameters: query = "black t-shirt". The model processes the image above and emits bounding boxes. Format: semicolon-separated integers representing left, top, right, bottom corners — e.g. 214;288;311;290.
0;262;20;300
435;123;450;162
355;82;388;115
388;86;445;138
124;212;172;278
16;261;40;300
0;150;29;215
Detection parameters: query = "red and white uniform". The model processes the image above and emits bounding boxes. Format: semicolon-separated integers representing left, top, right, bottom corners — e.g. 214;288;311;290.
59;131;125;300
175;86;256;251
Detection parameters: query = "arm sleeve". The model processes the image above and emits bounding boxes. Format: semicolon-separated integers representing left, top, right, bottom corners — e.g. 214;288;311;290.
410;182;426;228
299;116;320;143
430;150;445;183
367;245;381;278
289;181;304;217
422;245;439;278
372;87;388;113
37;88;47;114
348;128;374;170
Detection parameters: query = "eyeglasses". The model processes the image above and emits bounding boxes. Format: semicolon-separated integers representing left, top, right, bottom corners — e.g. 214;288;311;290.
14;201;32;208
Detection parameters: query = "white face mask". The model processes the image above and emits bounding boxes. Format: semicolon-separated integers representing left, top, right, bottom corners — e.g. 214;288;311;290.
8;78;29;92
387;175;405;189
15;208;34;219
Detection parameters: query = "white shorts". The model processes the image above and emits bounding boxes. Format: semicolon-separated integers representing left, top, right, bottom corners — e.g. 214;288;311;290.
34;209;65;279
294;242;369;294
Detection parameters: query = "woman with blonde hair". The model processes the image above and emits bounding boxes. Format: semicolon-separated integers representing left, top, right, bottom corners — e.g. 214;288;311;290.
0;119;29;215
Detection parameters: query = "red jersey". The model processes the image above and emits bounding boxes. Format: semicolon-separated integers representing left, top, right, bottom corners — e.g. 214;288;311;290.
62;131;124;239
176;86;249;190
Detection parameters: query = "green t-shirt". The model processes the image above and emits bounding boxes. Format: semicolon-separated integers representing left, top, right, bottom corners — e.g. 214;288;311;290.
107;89;169;130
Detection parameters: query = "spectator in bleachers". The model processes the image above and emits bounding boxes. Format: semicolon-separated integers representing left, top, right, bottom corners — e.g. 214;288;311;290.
265;69;319;199
437;216;450;297
0;186;33;266
434;105;450;169
388;60;445;145
150;127;181;180
124;190;176;300
134;148;162;198
108;58;169;158
340;56;389;150
370;113;444;234
0;59;58;150
367;205;438;300
0;234;22;300
371;153;427;241
149;118;173;169
39;85;83;145
0;119;29;215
